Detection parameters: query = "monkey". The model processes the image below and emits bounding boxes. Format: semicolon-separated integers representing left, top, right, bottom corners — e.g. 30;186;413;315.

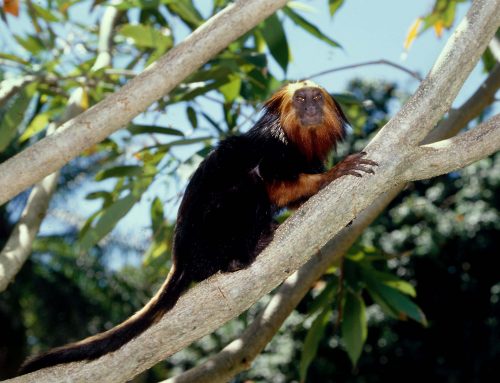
19;80;377;375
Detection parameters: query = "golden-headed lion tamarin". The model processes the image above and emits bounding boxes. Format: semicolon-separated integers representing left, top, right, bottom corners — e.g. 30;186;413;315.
19;80;377;375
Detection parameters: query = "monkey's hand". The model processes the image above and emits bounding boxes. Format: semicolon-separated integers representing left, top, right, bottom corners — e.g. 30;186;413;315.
266;153;377;208
324;152;378;184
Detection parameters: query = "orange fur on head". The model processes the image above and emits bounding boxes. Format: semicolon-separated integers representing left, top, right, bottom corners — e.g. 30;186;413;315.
264;80;347;161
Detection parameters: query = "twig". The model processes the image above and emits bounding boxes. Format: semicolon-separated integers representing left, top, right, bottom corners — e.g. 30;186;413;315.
308;59;423;82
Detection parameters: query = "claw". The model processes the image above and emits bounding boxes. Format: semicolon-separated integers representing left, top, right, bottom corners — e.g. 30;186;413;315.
355;166;375;174
359;159;379;166
330;151;378;181
347;170;363;177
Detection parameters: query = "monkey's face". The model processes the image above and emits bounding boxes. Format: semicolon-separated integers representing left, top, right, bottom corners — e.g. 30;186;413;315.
292;87;324;126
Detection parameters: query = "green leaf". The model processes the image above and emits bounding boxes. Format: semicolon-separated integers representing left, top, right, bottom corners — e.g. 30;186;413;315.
0;88;34;152
372;283;427;325
384;278;416;298
169;79;229;103
442;2;457;27
481;48;495;72
163;0;203;29
201;112;223;134
79;193;138;252
341;291;367;366
329;0;345;17
363;268;417;297
186;106;198;129
299;306;332;382
18;112;50;143
364;272;427;326
33;237;73;257
14;35;45;54
119;24;172;50
95;165;143;181
240;52;267;69
32;3;59;22
128;124;184;136
0;53;29;65
283;7;341;49
150;197;164;234
287;1;316;13
187;66;232;83
152;136;213;153
307;279;338;317
260;14;289;73
85;191;113;205
219;75;241;102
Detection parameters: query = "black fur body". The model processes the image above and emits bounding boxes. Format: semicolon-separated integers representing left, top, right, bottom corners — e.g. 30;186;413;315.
18;80;388;376
173;111;330;281
19;92;349;375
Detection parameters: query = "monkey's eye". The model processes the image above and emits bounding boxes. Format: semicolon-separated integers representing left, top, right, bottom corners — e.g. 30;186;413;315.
313;94;322;101
295;96;305;103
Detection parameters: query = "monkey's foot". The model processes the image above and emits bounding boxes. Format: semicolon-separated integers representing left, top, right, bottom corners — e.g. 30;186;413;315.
223;259;253;273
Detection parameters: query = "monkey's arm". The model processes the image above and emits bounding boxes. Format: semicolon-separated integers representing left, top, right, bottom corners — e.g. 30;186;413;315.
266;152;377;208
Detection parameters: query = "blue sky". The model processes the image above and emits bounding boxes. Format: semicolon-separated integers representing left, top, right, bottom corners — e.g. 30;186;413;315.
284;0;491;106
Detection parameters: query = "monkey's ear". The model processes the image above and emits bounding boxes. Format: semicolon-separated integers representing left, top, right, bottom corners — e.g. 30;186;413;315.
263;86;289;114
329;95;350;138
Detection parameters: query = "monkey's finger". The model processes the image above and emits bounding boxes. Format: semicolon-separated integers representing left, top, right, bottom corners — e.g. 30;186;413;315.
353;166;375;174
346;152;365;161
357;152;380;166
346;170;363;177
358;159;379;166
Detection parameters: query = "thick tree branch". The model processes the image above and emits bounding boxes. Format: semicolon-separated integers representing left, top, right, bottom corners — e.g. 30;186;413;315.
404;114;500;181
0;0;288;207
164;45;500;383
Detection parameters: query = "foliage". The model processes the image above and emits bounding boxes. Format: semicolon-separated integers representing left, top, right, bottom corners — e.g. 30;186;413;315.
0;0;497;382
404;0;467;50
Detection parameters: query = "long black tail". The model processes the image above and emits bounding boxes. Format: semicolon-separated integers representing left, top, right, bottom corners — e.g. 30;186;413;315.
19;268;190;375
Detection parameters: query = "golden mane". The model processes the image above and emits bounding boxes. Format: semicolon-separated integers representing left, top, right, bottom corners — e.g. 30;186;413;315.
264;81;346;161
